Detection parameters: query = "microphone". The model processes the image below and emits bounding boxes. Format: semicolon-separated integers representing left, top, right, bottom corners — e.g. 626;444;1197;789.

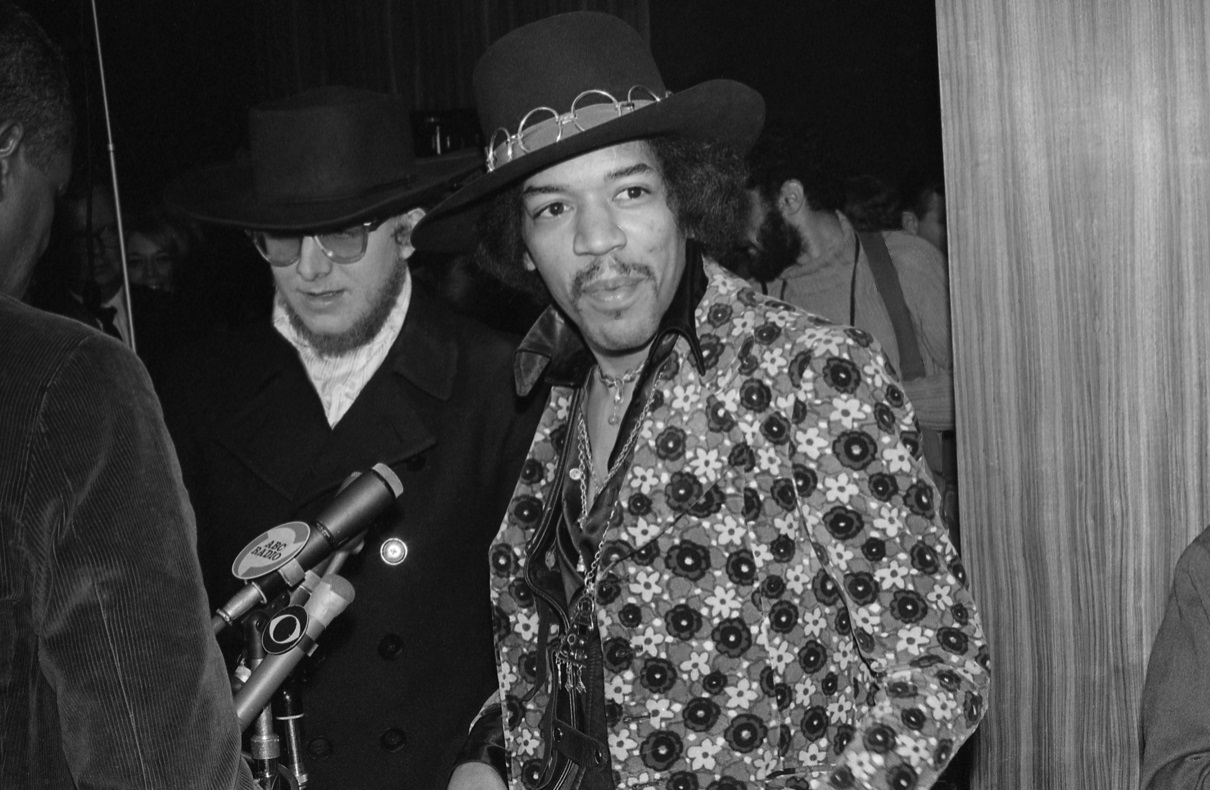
233;573;355;731
212;463;402;633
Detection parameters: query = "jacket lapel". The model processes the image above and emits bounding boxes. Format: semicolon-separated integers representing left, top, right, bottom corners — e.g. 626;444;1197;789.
216;333;331;503
292;290;453;507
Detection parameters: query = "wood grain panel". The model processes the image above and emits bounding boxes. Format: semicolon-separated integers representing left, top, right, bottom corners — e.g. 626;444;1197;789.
936;1;1210;786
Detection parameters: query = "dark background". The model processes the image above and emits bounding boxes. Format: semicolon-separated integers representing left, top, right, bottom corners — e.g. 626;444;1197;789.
25;0;942;216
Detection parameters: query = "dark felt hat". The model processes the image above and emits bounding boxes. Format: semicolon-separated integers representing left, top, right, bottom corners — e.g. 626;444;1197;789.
165;86;480;232
411;11;764;253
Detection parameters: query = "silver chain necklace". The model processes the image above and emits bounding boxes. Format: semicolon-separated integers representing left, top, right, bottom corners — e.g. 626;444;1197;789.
555;373;653;693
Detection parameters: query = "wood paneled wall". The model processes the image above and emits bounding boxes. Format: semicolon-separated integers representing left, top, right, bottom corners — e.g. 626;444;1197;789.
935;2;1210;786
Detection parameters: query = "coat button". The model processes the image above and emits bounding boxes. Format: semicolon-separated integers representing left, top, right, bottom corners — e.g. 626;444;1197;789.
378;634;404;660
306;737;332;760
380;727;407;752
404;455;426;471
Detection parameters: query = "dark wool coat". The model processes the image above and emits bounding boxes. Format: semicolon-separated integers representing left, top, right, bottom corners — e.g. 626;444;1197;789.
0;295;252;789
161;286;545;790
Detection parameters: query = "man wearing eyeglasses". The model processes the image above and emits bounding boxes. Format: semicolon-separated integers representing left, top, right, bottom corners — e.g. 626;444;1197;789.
161;86;545;790
28;182;129;340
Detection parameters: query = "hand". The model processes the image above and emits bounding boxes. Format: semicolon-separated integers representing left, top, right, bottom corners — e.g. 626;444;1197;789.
447;761;507;790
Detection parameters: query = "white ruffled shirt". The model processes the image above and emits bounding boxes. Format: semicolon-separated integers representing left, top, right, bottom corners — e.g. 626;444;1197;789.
273;273;412;427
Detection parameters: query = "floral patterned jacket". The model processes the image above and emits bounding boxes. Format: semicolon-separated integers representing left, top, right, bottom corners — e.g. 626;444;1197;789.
486;259;989;789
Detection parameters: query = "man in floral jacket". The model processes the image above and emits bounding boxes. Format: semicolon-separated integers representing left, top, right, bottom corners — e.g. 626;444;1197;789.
413;12;989;790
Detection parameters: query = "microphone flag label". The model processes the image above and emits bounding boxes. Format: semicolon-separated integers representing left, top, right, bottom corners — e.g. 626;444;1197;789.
231;521;311;580
262;605;309;655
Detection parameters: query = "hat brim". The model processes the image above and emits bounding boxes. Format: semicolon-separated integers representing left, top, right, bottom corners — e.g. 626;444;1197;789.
412;79;764;253
165;149;482;232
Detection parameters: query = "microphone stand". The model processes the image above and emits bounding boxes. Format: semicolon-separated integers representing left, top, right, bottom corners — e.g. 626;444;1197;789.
242;612;283;790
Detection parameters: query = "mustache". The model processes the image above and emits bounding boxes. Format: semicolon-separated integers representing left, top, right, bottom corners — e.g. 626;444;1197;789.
570;257;654;301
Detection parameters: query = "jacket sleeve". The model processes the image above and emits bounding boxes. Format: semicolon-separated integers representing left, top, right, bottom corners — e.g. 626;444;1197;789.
797;335;989;789
23;335;255;790
1140;534;1210;789
886;231;954;432
451;694;509;782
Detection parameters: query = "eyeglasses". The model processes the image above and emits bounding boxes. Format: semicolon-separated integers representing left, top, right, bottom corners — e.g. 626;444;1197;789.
247;218;387;266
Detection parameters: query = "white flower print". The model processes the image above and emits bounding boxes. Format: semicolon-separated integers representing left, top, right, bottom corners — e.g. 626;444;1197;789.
927;692;959;722
882;444;913;474
767;636;795;672
724;677;761;709
689;447;724;479
629;569;664;603
873;503;905;538
517;727;542;757
767;307;794;328
849;750;879;783
498;660;518;689
800;740;829;765
630;516;662;545
852;604;882;634
874;560;912;589
830;396;869;429
834;635;856;668
826;540;855;567
610;728;639;765
514;609;539;642
630;465;660;494
705;586;743;619
634;625;668;656
773;514;798;538
671;383;700;411
795;426;830;460
718;387;741;414
826;695;854;719
862;359;890;390
752;540;774;565
824;472;859;504
646;697;676;728
774;392;798;414
926;584;956;609
687;736;723;770
896;625;931;655
732;312;757;335
738;413;763;444
761;347;788;377
714;514;748;546
606;673;633;702
899;733;933;768
801;608;826;638
756;445;783;477
811;332;844;357
679;650;711;680
785;564;808;595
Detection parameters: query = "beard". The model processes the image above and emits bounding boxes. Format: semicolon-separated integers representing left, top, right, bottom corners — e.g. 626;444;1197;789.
747;207;803;283
280;258;409;358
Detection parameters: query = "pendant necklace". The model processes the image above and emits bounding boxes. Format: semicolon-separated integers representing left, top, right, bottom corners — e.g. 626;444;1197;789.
555;380;653;693
597;364;643;425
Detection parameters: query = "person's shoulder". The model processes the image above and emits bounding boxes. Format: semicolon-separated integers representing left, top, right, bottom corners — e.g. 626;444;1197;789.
1175;526;1210;575
0;296;134;370
703;259;873;352
882;228;947;273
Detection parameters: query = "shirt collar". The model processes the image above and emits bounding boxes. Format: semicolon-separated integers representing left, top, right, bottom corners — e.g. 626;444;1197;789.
513;239;710;396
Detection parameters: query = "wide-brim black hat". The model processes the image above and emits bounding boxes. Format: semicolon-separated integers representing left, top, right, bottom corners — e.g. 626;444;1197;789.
165;86;481;232
411;11;764;253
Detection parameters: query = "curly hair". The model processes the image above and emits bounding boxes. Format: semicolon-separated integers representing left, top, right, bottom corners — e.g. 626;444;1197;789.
0;3;73;173
745;124;843;213
472;136;749;303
